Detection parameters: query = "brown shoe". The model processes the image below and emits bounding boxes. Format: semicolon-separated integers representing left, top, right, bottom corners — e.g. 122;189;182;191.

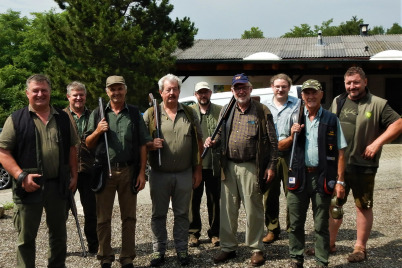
188;235;200;247
347;246;366;263
262;231;279;244
213;251;236;264
288;260;303;268
250;251;265;267
305;245;336;256
211;236;220;247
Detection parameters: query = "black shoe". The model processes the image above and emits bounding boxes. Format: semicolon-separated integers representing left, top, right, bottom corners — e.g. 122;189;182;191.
213;251;236;264
150;252;165;267
177;251;190;266
122;263;134;268
101;263;111;268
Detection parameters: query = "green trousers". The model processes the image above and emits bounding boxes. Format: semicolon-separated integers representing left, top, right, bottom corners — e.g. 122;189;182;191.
287;172;331;266
13;180;67;268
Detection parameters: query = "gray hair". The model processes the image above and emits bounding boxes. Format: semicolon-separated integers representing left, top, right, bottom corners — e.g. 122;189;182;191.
158;74;182;92
26;74;51;91
67;81;87;95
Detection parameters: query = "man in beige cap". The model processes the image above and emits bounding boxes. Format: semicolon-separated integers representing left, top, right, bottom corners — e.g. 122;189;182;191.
188;82;222;248
85;75;152;268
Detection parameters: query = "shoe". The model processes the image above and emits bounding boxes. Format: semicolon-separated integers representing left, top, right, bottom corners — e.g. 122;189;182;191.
262;231;279;244
88;246;98;255
250;251;265;267
315;265;327;268
211;236;220;247
150;252;165;267
288;260;303;268
177;251;190;266
347;246;367;263
188;234;200;247
213;251;236;264
122;264;134;268
101;263;111;268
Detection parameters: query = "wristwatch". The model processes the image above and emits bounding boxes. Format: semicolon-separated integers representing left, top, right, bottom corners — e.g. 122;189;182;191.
17;171;28;187
336;180;346;187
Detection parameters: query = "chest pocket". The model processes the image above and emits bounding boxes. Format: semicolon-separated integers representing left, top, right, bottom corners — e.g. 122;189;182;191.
246;118;258;139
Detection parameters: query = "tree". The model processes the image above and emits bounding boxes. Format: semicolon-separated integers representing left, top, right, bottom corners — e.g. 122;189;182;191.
371;26;385;35
386;23;402;34
282;24;315;37
46;0;198;109
241;27;264;39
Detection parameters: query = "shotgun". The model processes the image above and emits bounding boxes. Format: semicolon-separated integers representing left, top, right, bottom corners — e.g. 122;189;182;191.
288;99;304;190
69;191;87;257
148;93;162;166
98;97;112;177
201;95;236;159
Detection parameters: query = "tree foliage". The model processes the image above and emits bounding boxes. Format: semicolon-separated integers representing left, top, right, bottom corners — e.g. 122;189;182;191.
241;27;264;39
282;16;402;37
46;0;198;109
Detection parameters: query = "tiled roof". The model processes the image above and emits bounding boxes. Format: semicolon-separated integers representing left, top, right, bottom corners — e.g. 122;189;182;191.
174;35;402;60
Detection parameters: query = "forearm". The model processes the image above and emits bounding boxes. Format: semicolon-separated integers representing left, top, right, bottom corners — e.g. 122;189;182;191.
372;118;402;147
69;146;78;182
85;130;102;149
278;135;293;151
139;145;147;173
0;148;23;179
337;149;345;181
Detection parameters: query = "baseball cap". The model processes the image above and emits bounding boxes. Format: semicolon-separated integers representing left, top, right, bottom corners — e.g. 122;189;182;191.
194;81;211;92
106;76;125;87
301;79;322;91
232;73;249;86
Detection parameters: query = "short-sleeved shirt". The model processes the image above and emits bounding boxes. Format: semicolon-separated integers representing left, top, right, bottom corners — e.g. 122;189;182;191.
227;102;259;162
0;105;79;178
86;102;151;163
143;102;202;172
263;95;300;143
304;107;347;167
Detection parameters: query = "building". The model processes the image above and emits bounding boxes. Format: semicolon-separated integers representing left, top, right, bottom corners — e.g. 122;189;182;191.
174;32;402;114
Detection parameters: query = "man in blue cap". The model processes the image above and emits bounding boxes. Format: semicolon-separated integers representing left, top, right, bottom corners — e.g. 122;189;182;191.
205;73;278;267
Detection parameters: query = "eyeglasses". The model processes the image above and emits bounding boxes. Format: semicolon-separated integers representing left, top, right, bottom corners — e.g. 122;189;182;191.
233;86;250;92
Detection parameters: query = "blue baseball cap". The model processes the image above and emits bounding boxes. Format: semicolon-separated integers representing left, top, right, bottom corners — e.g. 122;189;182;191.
232;73;249;86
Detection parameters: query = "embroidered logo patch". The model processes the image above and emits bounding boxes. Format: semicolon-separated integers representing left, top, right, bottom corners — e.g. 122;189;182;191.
365;111;372;119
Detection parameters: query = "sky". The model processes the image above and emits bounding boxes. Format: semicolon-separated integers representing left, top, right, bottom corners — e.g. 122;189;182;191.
1;0;401;39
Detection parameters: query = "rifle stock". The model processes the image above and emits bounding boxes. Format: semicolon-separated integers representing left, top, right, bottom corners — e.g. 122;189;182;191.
98;97;112;177
201;95;236;159
148;93;162;166
69;191;87;257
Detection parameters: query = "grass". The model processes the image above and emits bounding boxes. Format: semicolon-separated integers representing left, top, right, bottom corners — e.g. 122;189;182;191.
2;201;14;210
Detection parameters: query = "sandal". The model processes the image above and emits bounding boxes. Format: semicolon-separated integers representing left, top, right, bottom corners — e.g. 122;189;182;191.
305;245;336;256
347;246;367;263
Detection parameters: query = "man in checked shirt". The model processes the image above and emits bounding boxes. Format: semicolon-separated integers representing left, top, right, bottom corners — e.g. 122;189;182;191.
205;73;278;267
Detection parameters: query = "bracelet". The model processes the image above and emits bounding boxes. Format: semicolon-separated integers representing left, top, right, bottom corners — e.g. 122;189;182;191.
336;180;346;187
17;171;28;187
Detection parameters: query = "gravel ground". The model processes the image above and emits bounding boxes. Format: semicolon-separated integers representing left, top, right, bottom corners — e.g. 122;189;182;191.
0;144;401;268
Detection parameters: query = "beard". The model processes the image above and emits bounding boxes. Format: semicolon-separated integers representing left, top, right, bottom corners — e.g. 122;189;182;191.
199;98;211;106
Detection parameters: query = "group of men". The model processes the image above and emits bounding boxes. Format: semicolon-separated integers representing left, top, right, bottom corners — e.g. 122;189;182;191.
0;66;400;268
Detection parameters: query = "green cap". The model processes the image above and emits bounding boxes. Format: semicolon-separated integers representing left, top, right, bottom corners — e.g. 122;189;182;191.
301;79;322;91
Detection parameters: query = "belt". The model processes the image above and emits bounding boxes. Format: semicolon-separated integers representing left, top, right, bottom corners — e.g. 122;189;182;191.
306;166;319;173
110;161;132;168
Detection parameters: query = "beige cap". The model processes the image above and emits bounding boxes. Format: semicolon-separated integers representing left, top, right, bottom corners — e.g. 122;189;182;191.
194;81;211;92
106;76;125;87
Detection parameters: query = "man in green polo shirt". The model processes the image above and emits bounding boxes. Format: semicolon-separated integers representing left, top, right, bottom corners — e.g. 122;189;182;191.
0;74;79;268
85;75;151;268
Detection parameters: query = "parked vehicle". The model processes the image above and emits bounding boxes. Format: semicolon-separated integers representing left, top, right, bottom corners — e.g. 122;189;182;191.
0;128;11;190
179;86;301;106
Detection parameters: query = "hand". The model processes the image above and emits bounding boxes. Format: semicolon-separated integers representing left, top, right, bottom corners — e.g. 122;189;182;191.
22;174;41;192
153;138;164;149
68;175;78;192
96;118;109;134
335;183;345;199
264;168;275;183
136;173;146;192
362;142;381;160
290;123;303;136
204;137;216;148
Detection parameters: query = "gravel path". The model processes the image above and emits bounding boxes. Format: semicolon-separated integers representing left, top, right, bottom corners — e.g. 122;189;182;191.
0;144;401;268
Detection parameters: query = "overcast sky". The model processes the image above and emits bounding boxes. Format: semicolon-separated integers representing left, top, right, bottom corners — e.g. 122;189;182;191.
1;0;401;39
